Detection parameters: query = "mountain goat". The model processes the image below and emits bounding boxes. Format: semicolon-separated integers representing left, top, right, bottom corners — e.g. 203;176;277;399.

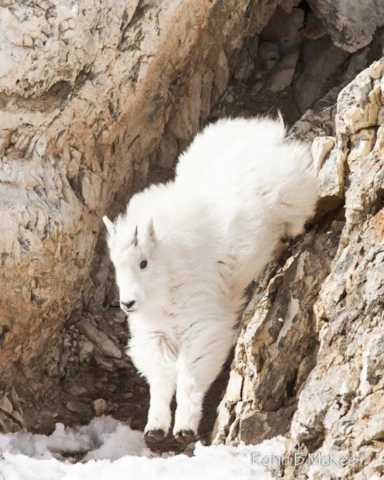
103;116;319;447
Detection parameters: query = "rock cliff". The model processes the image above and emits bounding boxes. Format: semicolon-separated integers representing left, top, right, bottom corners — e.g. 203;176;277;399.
214;59;384;479
0;1;383;476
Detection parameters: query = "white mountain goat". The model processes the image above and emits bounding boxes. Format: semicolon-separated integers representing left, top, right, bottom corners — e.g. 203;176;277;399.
103;116;319;446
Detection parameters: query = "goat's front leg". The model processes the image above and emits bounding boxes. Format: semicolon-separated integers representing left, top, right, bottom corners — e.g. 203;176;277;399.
145;367;176;442
128;332;177;442
173;320;236;443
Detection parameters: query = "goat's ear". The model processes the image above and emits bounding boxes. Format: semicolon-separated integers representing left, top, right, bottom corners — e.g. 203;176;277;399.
103;216;115;236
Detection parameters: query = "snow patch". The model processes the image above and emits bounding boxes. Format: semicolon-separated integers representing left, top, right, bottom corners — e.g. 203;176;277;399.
0;417;147;460
0;416;287;480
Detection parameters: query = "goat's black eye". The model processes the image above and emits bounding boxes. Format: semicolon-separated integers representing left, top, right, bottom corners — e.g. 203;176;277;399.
140;259;148;270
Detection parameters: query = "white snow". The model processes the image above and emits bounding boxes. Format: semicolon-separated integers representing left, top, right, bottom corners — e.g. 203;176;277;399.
0;416;287;480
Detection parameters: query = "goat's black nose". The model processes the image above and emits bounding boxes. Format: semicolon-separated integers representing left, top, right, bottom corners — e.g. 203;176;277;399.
121;300;136;310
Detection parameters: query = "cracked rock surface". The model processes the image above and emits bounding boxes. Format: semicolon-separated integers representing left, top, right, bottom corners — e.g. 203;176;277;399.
214;59;384;480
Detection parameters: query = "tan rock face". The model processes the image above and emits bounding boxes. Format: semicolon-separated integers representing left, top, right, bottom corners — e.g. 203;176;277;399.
214;59;384;479
307;0;384;52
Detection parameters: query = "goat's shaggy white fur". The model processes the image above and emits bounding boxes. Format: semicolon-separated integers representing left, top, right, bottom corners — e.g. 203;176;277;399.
104;116;319;444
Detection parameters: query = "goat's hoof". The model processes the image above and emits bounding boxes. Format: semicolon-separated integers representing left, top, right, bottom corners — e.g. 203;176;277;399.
144;428;166;444
174;429;197;445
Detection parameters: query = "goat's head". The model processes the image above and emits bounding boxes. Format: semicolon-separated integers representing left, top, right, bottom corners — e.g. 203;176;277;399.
103;216;169;315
